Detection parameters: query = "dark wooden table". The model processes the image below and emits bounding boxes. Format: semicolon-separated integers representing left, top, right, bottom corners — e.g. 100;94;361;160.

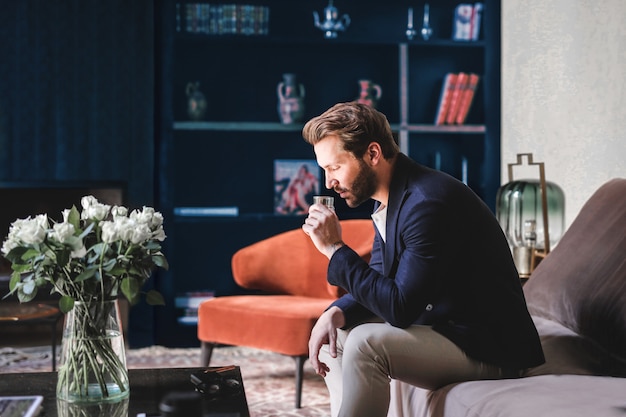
0;367;250;417
0;302;62;370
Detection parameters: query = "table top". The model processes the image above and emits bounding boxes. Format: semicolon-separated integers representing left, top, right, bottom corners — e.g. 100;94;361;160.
0;367;250;417
0;302;61;322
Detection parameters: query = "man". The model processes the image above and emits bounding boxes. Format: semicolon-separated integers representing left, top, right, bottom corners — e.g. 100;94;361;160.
301;102;544;417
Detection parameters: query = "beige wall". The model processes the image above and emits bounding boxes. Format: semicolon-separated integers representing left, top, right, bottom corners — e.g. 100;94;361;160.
502;1;626;228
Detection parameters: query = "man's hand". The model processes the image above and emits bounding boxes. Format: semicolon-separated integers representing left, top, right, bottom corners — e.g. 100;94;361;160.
308;306;346;377
302;203;344;259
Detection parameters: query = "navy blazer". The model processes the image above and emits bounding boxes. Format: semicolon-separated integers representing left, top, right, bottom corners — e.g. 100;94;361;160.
328;154;545;370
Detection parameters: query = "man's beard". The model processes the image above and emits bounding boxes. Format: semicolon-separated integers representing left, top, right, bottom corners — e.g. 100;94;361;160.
338;159;378;208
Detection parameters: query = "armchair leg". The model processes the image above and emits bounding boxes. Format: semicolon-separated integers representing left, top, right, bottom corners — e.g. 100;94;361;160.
201;342;216;367
293;355;306;409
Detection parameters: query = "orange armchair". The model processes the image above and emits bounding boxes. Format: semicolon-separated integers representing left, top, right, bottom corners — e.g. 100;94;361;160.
197;219;374;408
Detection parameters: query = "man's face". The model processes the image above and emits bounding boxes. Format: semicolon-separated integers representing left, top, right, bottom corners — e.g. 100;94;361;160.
314;135;377;208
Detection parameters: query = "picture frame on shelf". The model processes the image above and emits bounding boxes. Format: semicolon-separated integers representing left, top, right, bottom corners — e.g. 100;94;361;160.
274;159;320;216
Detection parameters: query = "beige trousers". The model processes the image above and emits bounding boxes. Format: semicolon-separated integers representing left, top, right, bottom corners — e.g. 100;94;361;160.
319;321;512;417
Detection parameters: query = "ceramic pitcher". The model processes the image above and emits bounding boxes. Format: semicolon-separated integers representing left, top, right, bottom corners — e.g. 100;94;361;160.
356;79;382;108
186;81;208;121
277;73;305;124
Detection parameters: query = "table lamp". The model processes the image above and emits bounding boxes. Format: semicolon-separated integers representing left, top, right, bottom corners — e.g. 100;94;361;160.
496;153;565;278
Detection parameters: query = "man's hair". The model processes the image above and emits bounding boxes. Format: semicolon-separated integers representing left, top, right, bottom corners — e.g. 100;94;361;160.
302;102;400;160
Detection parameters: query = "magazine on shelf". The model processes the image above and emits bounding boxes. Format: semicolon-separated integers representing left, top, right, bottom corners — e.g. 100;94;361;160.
452;3;483;41
0;396;44;417
274;159;320;216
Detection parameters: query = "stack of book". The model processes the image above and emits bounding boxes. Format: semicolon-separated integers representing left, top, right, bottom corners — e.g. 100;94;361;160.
183;4;270;36
175;291;215;325
434;72;480;126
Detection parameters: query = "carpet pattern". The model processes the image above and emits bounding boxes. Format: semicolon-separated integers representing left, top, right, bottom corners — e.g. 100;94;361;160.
0;345;331;417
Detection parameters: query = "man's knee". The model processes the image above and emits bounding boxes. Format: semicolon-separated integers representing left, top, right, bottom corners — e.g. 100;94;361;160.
343;323;390;366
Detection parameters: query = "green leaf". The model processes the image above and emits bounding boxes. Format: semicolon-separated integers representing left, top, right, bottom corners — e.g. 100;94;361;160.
90;242;107;256
152;254;169;270
101;258;117;271
56;249;70;268
9;271;22;292
10;263;32;273
22;280;36;295
17;287;37;303
144;241;161;250
108;267;127;276
3;247;28;263
146;289;165;306
21;248;41;261
121;277;140;302
59;296;75;313
64;235;82;251
74;268;97;282
78;221;95;239
68;205;81;229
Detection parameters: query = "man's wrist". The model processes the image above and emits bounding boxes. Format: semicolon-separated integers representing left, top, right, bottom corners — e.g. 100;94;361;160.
329;240;345;257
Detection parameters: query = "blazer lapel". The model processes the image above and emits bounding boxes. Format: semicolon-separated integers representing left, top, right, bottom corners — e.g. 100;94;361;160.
383;155;411;276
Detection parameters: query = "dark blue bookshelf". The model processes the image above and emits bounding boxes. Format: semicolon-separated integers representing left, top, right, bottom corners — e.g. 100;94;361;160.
154;0;501;347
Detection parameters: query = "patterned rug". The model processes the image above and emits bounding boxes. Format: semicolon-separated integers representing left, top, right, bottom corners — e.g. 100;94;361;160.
0;345;331;417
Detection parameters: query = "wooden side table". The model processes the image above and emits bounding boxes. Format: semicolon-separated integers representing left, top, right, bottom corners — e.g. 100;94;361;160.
0;302;63;370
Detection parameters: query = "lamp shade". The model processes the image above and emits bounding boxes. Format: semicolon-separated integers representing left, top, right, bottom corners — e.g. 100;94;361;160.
496;179;565;251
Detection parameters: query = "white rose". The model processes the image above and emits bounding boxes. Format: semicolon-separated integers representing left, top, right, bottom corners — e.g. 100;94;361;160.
62;209;72;223
1;238;18;255
152;226;166;242
130;207;155;225
115;217;134;242
111;205;128;219
81;195;98;210
151;212;164;228
34;214;49;229
101;221;118;243
50;222;76;243
131;224;152;244
15;216;48;245
81;195;111;221
71;246;87;258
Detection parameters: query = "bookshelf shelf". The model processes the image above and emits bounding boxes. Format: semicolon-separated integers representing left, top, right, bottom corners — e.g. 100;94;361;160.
405;124;486;134
173;121;485;134
175;32;487;48
155;0;501;347
173;121;304;132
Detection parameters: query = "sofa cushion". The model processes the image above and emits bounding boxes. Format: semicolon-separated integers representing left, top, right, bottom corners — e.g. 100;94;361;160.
523;178;626;375
526;316;618;376
438;375;626;417
387;373;626;417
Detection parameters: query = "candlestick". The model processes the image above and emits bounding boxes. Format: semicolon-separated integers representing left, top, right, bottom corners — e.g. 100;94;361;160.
406;7;417;40
421;3;433;40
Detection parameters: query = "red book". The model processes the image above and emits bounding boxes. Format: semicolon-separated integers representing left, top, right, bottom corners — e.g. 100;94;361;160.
455;73;480;124
434;73;457;125
446;72;468;125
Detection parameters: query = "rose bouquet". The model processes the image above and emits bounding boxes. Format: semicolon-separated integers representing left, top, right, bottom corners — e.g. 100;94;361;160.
1;195;168;403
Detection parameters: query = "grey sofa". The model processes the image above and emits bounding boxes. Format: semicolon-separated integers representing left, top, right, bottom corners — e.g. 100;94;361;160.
388;178;626;417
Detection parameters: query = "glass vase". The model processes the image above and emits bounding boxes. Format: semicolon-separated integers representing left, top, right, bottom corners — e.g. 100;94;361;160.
57;299;129;404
